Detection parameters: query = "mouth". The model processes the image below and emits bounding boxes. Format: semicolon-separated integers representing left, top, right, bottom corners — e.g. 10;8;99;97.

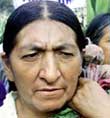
37;88;62;91
35;87;64;98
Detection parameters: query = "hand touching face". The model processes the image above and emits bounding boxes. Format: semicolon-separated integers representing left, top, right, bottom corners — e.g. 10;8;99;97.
5;20;82;112
71;78;110;118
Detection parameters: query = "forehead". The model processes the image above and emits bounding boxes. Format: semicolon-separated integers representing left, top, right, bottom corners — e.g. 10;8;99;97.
15;19;77;49
103;26;110;34
100;26;110;42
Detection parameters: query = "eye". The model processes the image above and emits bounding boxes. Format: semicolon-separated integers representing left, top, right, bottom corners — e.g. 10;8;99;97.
22;52;42;61
57;51;74;59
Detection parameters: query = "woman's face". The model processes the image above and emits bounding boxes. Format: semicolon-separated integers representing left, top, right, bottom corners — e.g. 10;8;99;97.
99;26;110;64
5;20;82;113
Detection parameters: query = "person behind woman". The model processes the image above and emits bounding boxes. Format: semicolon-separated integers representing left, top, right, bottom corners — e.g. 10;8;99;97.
86;13;110;64
0;1;110;118
84;13;110;93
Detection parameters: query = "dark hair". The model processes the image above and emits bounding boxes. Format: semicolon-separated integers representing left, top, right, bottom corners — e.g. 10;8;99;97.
86;13;110;45
3;0;87;57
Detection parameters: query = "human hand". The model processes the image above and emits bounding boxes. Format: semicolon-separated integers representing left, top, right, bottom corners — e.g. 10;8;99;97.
69;78;110;118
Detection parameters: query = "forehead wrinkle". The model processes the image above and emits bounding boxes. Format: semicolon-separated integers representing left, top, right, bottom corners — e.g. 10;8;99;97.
18;44;44;51
45;21;76;48
16;20;77;52
50;43;77;51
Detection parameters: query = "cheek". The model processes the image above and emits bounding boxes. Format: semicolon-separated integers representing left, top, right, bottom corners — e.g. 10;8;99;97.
11;62;41;93
65;69;79;99
104;48;110;58
104;50;110;64
11;59;41;79
59;58;81;95
60;58;82;79
101;45;110;64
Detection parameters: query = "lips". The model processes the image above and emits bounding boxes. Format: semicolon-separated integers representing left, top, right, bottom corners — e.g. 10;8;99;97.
37;88;61;91
34;87;64;98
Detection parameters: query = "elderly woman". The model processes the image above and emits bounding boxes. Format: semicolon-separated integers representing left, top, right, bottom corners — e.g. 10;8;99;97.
0;1;110;118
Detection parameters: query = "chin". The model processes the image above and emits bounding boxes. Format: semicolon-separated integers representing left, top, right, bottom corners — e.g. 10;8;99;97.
35;99;66;112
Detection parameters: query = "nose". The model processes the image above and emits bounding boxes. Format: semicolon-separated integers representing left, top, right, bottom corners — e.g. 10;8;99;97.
39;52;61;84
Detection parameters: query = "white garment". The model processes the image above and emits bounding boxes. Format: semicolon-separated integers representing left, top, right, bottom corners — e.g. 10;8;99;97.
0;91;18;118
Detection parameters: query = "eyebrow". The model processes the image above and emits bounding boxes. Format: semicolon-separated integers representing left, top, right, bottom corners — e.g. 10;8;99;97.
19;43;77;51
19;45;45;52
53;44;77;51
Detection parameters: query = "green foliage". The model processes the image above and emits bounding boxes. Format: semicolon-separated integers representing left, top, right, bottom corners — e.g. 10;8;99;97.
0;0;14;13
0;0;13;44
0;13;9;44
87;0;110;25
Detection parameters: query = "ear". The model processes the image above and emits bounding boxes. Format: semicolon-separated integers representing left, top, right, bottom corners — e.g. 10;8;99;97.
1;52;14;82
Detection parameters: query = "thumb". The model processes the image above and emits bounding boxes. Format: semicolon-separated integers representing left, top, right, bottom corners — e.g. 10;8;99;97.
78;77;91;86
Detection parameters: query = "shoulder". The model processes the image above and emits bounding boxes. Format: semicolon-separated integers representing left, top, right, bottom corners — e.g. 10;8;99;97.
0;91;17;118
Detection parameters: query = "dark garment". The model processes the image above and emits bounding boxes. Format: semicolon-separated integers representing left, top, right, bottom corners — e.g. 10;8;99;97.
0;58;8;106
0;81;6;106
0;58;9;92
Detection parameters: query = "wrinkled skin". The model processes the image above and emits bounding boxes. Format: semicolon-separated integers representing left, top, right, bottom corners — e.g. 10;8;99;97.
2;20;82;118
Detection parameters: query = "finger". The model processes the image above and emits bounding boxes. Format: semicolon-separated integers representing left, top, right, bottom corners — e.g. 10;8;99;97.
77;78;88;89
78;77;90;86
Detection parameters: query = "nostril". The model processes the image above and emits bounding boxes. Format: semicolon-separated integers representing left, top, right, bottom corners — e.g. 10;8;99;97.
57;70;61;78
39;69;46;79
39;68;60;84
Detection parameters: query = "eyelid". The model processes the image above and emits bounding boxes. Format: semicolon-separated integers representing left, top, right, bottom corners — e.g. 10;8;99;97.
21;52;37;58
60;49;76;54
61;51;74;55
22;49;44;58
56;51;75;57
22;48;45;56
